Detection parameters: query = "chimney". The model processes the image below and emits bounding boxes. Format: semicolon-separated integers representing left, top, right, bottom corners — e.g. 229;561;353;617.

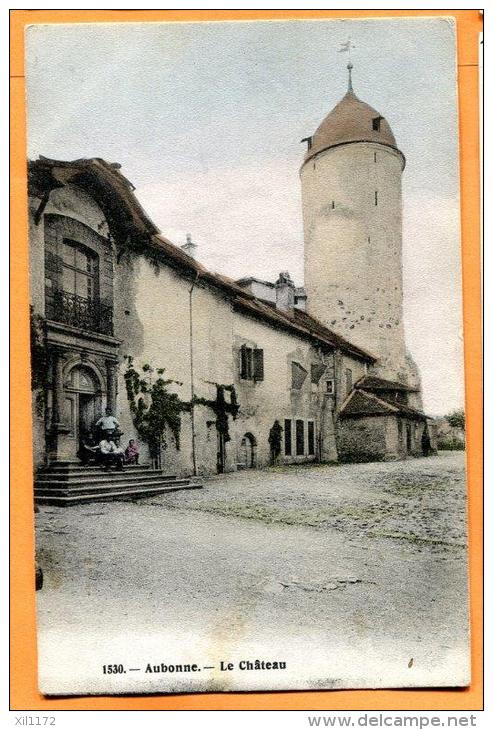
181;233;198;259
275;272;295;313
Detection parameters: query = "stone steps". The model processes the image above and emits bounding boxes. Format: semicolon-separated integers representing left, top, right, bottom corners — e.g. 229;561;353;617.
36;470;177;484
35;462;202;505
38;463;152;473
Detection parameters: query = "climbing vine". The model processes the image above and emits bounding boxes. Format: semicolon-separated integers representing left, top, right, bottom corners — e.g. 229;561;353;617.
124;357;240;458
30;307;48;416
124;357;187;458
194;384;240;443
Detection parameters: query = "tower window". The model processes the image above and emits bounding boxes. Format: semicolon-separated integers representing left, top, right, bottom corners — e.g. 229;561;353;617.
372;116;382;131
374;151;377;163
375;190;378;206
331;200;335;209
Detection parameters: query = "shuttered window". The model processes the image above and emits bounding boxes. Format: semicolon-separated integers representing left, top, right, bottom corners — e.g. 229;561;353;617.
308;421;315;456
240;345;252;379
284;419;292;456
240;345;264;381
253;348;264;381
296;419;305;456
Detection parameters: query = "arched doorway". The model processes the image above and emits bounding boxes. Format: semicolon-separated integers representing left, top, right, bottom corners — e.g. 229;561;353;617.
65;365;102;454
239;433;257;469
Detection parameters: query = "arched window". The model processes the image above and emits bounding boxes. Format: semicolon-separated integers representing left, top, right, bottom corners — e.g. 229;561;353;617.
61;239;98;301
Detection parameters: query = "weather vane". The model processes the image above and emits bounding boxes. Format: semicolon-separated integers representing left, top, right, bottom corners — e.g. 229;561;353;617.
338;38;356;91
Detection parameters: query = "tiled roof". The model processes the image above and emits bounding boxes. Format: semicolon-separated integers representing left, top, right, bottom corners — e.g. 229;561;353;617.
234;298;375;362
28;157;160;244
293;309;376;361
339;389;426;420
355;375;418;393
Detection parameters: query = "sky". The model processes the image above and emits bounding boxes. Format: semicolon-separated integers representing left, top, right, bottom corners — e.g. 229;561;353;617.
25;17;464;415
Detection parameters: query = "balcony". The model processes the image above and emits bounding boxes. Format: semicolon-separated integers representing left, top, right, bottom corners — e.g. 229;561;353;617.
48;291;113;336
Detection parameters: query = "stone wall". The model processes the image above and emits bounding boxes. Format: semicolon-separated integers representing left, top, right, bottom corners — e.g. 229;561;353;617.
113;252;236;476
337;415;388;462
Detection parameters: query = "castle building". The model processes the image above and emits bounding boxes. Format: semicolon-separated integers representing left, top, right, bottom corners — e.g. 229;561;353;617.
28;70;435;503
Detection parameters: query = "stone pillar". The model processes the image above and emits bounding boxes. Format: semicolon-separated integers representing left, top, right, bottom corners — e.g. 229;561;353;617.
106;359;118;414
51;348;67;430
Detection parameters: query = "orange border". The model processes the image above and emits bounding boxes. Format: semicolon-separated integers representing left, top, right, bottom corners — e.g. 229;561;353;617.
10;9;483;711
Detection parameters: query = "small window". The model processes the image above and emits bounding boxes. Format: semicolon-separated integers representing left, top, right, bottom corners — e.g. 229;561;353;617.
296;419;305;456
345;368;353;396
372;116;382;132
240;345;253;379
374;151;377;163
307;421;315;456
326;379;335;395
331;200;335;209
374;190;378;206
284;419;292;456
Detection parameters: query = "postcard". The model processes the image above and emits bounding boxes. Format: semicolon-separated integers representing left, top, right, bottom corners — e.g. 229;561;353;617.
25;16;470;695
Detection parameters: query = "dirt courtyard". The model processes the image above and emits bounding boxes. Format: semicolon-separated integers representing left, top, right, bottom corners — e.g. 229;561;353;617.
35;451;470;695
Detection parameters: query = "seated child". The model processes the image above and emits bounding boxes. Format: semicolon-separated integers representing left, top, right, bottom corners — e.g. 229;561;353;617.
125;438;140;465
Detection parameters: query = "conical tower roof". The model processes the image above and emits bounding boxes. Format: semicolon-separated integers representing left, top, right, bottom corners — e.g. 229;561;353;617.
303;75;403;165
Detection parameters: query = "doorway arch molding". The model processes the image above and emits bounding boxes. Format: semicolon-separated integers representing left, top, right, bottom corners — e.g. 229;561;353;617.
63;356;106;394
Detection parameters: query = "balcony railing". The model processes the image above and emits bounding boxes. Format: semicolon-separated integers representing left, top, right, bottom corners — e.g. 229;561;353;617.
49;291;113;336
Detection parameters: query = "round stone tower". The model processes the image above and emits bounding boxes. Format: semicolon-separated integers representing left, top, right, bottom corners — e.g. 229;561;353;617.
301;64;420;390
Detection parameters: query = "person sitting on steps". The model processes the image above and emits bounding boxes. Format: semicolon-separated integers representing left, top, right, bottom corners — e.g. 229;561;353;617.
85;437;125;471
125;438;140;465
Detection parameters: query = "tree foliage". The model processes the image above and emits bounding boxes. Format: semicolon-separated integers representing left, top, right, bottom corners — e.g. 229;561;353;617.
445;408;465;431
